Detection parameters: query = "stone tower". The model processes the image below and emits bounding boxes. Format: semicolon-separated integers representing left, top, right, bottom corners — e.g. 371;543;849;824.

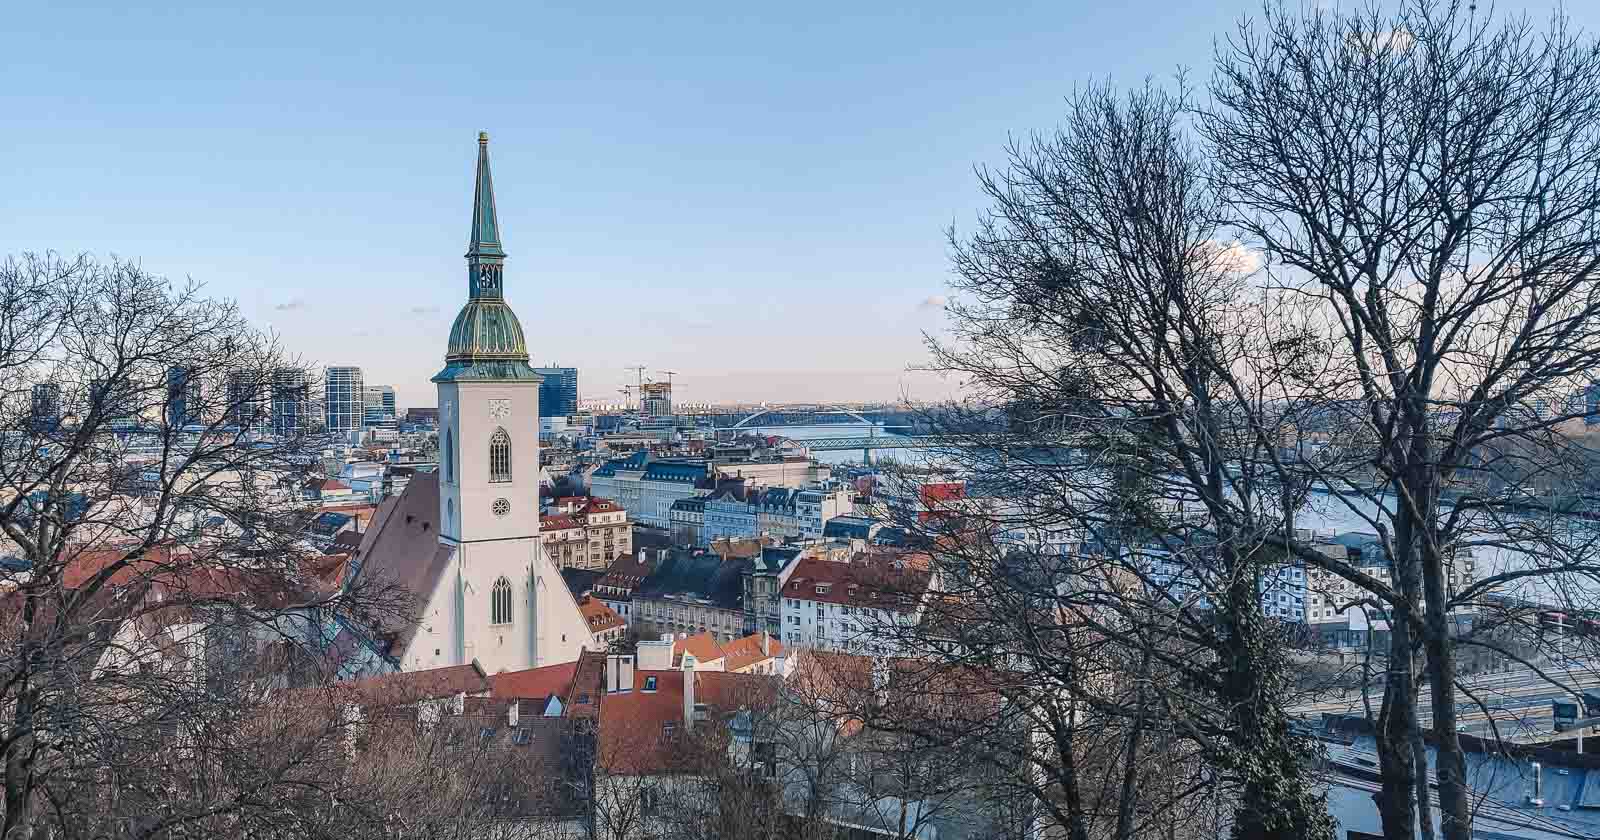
431;132;588;672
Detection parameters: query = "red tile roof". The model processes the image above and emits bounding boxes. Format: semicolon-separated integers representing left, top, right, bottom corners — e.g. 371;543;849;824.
596;670;777;774
673;632;724;666
782;554;932;613
582;498;622;514
596;554;653;593
580;597;625;634
342;662;491;703
541;514;581;531
491;661;579;701
307;477;351;492
720;632;783;672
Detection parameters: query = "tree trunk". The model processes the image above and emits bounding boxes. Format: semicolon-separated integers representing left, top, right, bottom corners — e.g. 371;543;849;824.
1220;565;1332;840
1375;613;1421;840
1422;545;1471;840
3;686;35;839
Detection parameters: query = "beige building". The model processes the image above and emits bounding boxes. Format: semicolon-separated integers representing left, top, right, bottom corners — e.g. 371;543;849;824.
541;496;633;571
712;457;830;489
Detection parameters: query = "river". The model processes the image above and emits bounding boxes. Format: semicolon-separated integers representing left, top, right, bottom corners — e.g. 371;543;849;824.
747;423;1599;605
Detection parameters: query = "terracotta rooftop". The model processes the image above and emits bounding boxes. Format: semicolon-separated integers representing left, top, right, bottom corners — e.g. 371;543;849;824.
580;596;625;634
597;669;777;774
673;631;725;666
783;554;932;613
719;631;783;672
491;661;579;702
341;661;491;704
541;514;581;531
582;497;623;514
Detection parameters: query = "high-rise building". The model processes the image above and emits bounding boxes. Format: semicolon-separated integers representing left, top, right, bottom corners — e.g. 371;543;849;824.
364;385;397;417
30;384;61;432
166;365;202;428
226;370;264;428
640;381;672;416
532;366;578;418
324;366;364;437
272;368;308;437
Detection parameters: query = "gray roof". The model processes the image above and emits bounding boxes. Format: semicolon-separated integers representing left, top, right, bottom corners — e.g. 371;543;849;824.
635;548;745;611
350;474;454;660
824;516;878;540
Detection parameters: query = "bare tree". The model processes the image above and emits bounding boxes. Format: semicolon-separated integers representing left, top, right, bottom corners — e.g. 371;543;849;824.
0;253;406;838
916;2;1600;839
1203;3;1600;837
912;75;1333;839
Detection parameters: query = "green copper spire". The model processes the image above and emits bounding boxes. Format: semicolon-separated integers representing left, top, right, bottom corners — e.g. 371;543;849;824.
435;132;540;384
466;131;506;300
469;131;504;262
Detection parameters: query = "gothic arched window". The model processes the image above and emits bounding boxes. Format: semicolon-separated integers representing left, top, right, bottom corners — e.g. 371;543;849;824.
444;428;455;484
489;427;512;483
491;577;513;625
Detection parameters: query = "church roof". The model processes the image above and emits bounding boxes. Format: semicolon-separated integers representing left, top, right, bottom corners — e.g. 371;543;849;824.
350;473;454;661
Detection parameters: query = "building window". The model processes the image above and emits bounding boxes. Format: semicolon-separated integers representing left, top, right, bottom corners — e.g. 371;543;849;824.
489;427;512;483
491;576;513;625
643;676;658;692
444;428;454;483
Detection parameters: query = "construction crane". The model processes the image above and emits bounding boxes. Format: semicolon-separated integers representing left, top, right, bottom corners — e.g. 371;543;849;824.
617;385;633;409
658;370;678;389
629;366;647;394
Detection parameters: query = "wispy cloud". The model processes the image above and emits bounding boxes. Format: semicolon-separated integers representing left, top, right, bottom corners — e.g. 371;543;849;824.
918;294;947;311
410;304;441;315
1348;27;1414;55
1206;240;1261;276
274;298;308;312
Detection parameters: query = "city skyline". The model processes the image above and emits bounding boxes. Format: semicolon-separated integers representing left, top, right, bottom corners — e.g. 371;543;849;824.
12;1;1594;411
0;0;1247;410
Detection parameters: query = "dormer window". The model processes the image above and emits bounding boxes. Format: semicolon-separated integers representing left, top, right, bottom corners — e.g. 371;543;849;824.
643;676;658;692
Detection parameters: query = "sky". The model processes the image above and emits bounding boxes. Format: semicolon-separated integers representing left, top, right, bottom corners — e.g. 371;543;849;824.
5;1;1591;411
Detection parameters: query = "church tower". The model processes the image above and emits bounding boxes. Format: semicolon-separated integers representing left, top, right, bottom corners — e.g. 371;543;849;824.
432;132;589;672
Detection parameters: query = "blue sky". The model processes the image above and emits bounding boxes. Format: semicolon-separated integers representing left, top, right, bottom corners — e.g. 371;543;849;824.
5;1;1585;409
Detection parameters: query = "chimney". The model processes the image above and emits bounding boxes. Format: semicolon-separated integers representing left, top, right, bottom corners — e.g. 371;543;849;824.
507;701;520;727
606;654;620;693
683;657;696;729
620;655;634;693
761;630;770;657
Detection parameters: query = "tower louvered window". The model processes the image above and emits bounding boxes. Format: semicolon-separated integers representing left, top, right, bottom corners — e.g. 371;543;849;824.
489;427;512;483
444;429;455;483
491;577;513;625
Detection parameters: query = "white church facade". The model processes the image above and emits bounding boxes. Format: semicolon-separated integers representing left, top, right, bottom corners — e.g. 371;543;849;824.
348;133;592;675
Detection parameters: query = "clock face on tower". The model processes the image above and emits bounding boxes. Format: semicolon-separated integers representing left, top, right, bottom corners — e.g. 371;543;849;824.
488;399;511;421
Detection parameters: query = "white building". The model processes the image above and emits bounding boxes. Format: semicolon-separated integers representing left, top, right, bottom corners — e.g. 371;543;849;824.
348;134;591;675
795;486;853;540
777;554;934;655
588;452;706;528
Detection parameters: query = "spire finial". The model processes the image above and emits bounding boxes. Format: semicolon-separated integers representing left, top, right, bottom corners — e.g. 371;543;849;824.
467;131;502;276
